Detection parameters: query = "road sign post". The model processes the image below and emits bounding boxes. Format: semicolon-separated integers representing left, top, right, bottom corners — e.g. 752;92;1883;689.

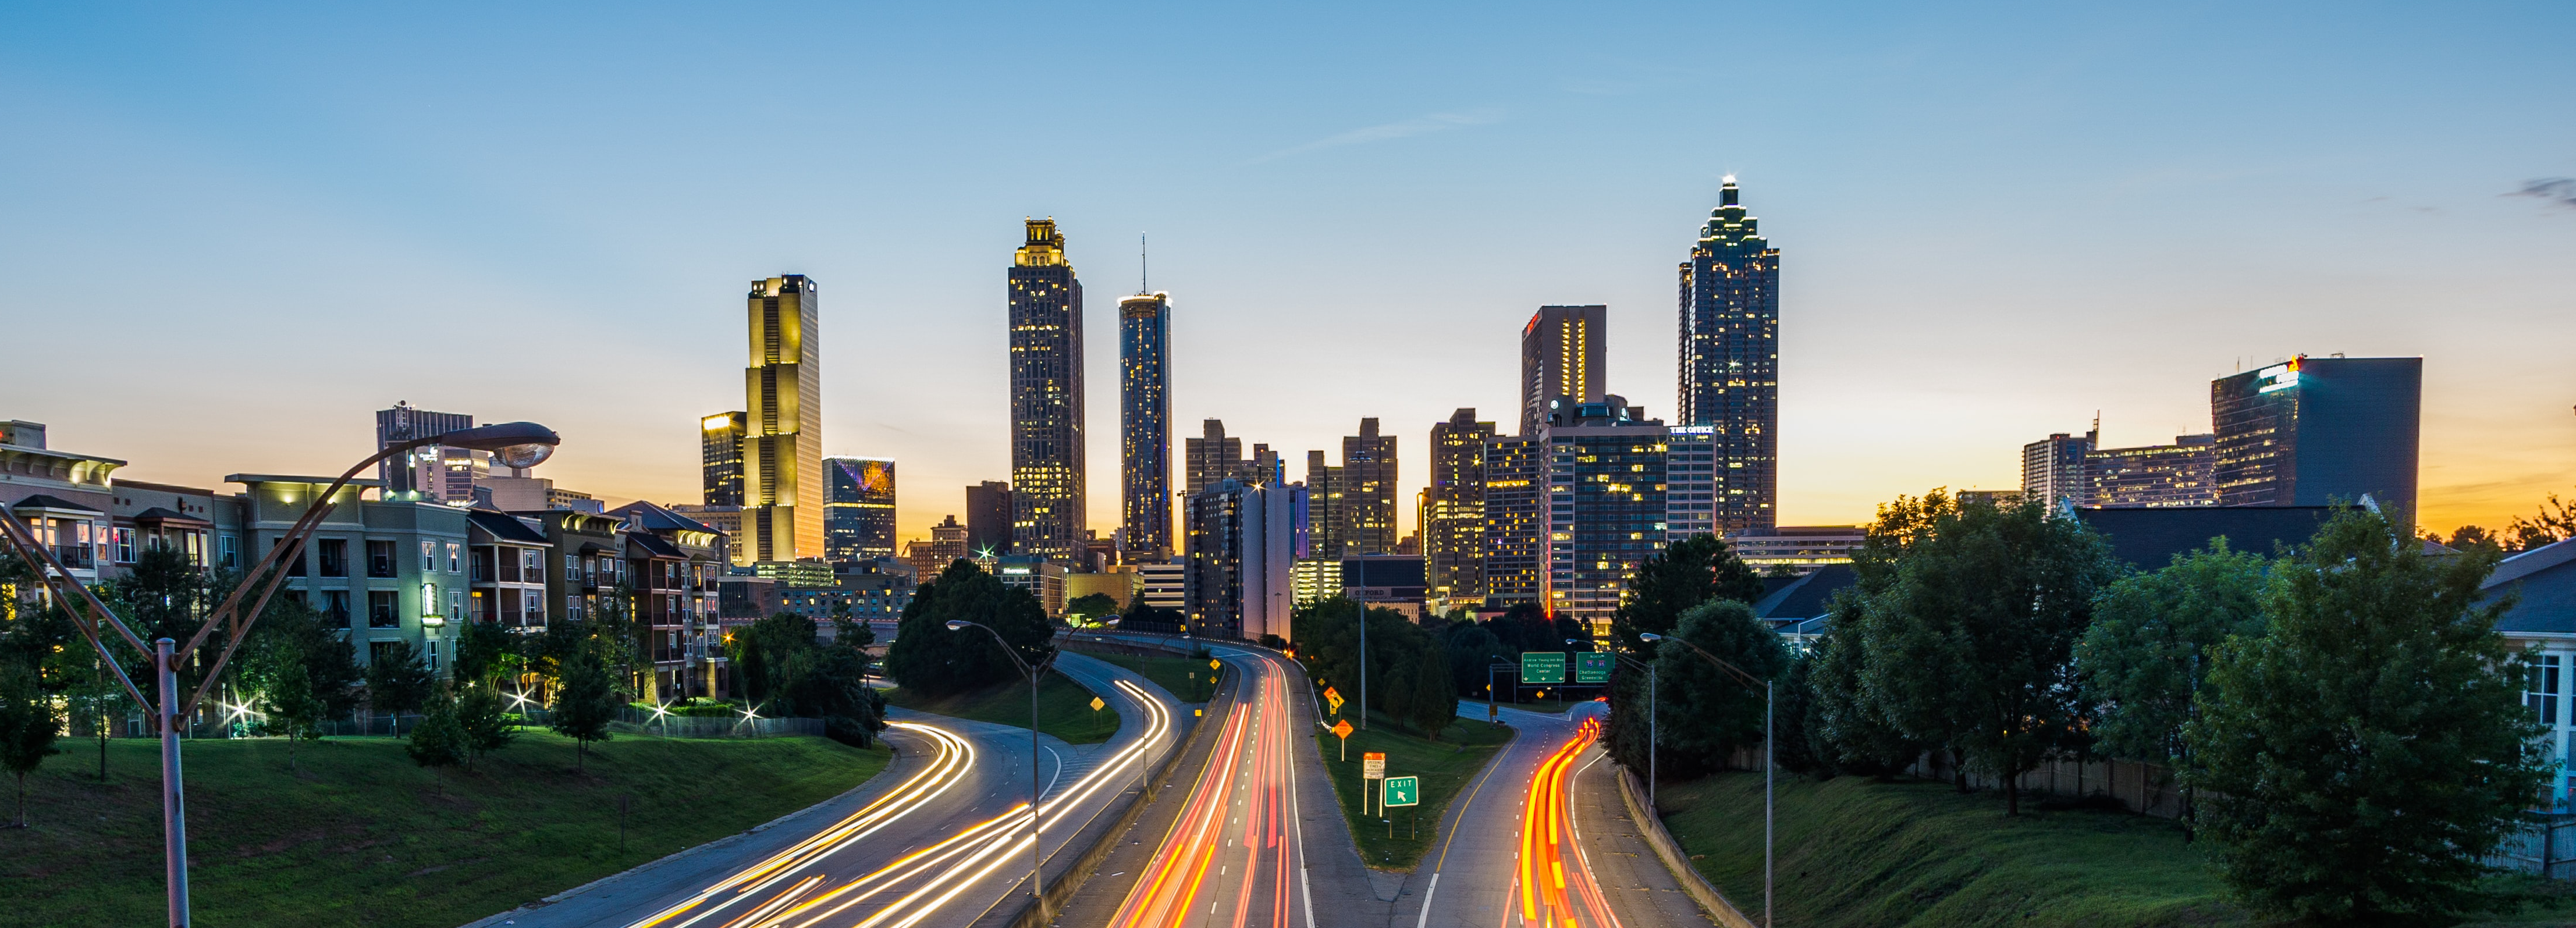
1363;751;1385;815
1090;695;1106;738
1520;652;1566;705
1384;775;1417;838
1332;719;1352;760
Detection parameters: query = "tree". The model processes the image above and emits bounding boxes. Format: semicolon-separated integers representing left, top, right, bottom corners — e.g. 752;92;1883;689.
549;649;623;771
2444;524;2502;554
241;597;364;774
1444;624;1507;698
453;684;515;769
1289;598;1429;717
884;561;1053;697
729;612;821;708
1065;592;1119;624
1801;590;1922;776
1653;600;1792;775
404;686;469;788
2076;540;2269;766
366;640;438;730
2506;488;2574;552
1864;496;2120;813
452;621;517;689
1405;640;1456;738
0;665;62;828
2184;508;2551;923
1607;534;1764;773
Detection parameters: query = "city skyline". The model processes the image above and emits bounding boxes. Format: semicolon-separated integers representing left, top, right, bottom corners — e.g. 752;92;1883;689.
4;5;2568;543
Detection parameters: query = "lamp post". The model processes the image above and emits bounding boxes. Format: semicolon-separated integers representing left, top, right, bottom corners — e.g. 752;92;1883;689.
0;421;557;928
1640;631;1772;928
946;618;1054;920
1573;639;1658;811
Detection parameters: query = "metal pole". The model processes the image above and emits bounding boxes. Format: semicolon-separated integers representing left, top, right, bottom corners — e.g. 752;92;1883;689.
1648;662;1657;811
158;638;190;927
1357;604;1366;731
1764;678;1773;928
1029;666;1046;920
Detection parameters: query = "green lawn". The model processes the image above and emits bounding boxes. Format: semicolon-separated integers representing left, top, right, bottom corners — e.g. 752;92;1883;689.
1655;773;2576;928
1310;708;1514;871
1070;648;1220;703
0;732;889;928
883;671;1121;745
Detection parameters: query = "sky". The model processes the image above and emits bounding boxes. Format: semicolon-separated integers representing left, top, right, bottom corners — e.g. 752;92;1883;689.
2;2;2570;543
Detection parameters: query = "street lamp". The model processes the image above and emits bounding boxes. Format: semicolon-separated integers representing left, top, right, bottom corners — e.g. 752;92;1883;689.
946;618;1054;920
1640;631;1774;928
0;421;556;928
1572;639;1658;810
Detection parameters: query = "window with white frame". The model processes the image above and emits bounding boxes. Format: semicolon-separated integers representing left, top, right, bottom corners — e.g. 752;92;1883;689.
2530;654;2562;727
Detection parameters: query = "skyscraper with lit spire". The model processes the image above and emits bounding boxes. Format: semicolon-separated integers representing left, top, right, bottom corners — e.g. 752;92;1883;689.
1008;219;1086;562
743;275;823;565
1677;176;1778;532
1120;289;1172;557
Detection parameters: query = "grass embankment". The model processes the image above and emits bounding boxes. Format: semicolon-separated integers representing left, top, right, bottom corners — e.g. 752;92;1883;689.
884;672;1120;745
1310;708;1513;870
0;733;889;928
1657;773;2576;927
1070;648;1220;702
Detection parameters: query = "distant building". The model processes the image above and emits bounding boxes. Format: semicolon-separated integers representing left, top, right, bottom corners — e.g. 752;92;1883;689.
1481;434;1545;610
1520;305;1607;436
1728;525;1866;576
907;514;970;578
1665;426;1718;539
1185;419;1281;499
1183;478;1305;641
2021;430;2094;512
2212;355;2422;520
965;481;1012;555
2088;435;2218;508
1953;489;2023;510
1424;408;1495;604
374;401;479;504
1676;177;1779;533
1533;397;1669;636
1291;557;1341;607
982;553;1068;616
1342;554;1428;618
1120;291;1174;557
1007;219;1088;563
824;456;897;565
701;411;748;506
1308;419;1397;557
741;275;825;566
1752;564;1856;653
1135;560;1186;612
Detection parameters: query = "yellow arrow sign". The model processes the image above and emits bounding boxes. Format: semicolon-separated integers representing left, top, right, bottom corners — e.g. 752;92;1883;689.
1323;686;1340;702
1209;658;1222;670
1326;692;1345;713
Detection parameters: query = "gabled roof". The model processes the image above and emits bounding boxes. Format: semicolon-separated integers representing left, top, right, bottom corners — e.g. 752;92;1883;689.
623;530;687;560
10;493;104;515
129;506;212;527
465;508;550;545
1753;564;1856;621
2488;539;2576;637
606;500;720;535
2073;506;2353;570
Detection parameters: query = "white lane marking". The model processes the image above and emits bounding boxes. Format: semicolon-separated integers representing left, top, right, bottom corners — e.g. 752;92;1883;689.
1414;872;1441;928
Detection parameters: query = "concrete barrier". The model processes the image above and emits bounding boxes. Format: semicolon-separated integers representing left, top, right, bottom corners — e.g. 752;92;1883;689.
1616;767;1757;928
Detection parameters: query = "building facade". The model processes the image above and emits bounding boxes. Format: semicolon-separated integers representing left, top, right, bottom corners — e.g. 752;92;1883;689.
1482;434;1544;610
1424;408;1494;605
1120;291;1174;557
1182;478;1304;641
2212;355;2422;518
1520;305;1607;436
2088;435;2218;508
2021;430;2095;512
907;514;970;578
742;275;824;566
1676;177;1779;534
1007;218;1087;563
1534;398;1669;636
701;411;748;507
824;456;897;565
374;402;479;504
230;475;472;671
965;481;1012;556
1728;525;1867;575
1664;425;1717;539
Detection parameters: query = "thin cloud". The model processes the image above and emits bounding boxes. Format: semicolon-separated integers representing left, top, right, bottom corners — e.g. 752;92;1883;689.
1246;108;1505;164
2508;177;2576;209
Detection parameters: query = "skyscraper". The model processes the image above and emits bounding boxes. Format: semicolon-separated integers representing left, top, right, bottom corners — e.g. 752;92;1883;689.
701;411;747;506
2087;435;2217;509
742;275;823;567
1342;419;1398;556
1520;305;1607;436
1120;291;1173;556
375;402;476;501
1182;478;1305;641
1677;176;1779;533
965;481;1014;556
1482;435;1544;611
2021;429;2095;512
1535;396;1668;636
1008;219;1085;563
2212;355;2421;518
1424;408;1495;604
1186;419;1245;497
824;457;897;564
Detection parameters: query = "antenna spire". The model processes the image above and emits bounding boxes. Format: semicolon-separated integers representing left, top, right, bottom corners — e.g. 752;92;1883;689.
1140;232;1149;294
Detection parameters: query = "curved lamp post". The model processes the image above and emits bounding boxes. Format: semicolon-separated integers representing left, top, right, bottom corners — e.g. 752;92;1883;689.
0;421;556;927
946;618;1056;920
1572;639;1658;810
1640;631;1772;928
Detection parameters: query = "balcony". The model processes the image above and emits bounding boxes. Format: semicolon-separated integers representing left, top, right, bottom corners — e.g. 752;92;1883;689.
50;545;94;570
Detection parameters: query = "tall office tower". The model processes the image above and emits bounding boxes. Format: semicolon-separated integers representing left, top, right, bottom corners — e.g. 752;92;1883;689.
2021;429;2095;512
1185;419;1246;497
965;481;1014;555
741;275;823;567
701;411;748;506
1120;291;1174;556
823;457;897;564
1537;396;1668;636
1181;478;1306;641
375;402;476;499
1303;450;1341;556
1665;425;1717;538
1341;418;1398;555
2212;355;2422;518
1520;305;1607;436
1007;219;1086;563
2087;435;2218;508
1482;435;1544;610
1247;444;1282;486
1676;176;1779;533
1424;408;1496;603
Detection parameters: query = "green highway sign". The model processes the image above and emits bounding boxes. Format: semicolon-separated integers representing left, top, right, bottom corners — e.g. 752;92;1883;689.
1383;776;1419;808
1575;652;1612;684
1520;651;1566;684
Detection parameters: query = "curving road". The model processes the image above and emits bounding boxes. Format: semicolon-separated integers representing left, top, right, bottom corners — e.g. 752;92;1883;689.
464;650;1179;928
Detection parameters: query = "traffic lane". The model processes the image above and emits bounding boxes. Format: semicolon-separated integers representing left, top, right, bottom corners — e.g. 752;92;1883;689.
1049;648;1244;928
1567;733;1715;928
1383;703;1576;928
1260;644;1396;928
1099;646;1288;928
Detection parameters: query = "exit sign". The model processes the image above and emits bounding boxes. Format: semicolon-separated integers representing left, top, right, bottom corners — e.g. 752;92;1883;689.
1520;651;1566;684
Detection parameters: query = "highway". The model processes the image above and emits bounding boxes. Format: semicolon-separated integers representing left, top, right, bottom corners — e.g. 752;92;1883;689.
464;650;1177;928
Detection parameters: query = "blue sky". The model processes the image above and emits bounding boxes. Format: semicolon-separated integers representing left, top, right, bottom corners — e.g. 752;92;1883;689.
3;2;2570;537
